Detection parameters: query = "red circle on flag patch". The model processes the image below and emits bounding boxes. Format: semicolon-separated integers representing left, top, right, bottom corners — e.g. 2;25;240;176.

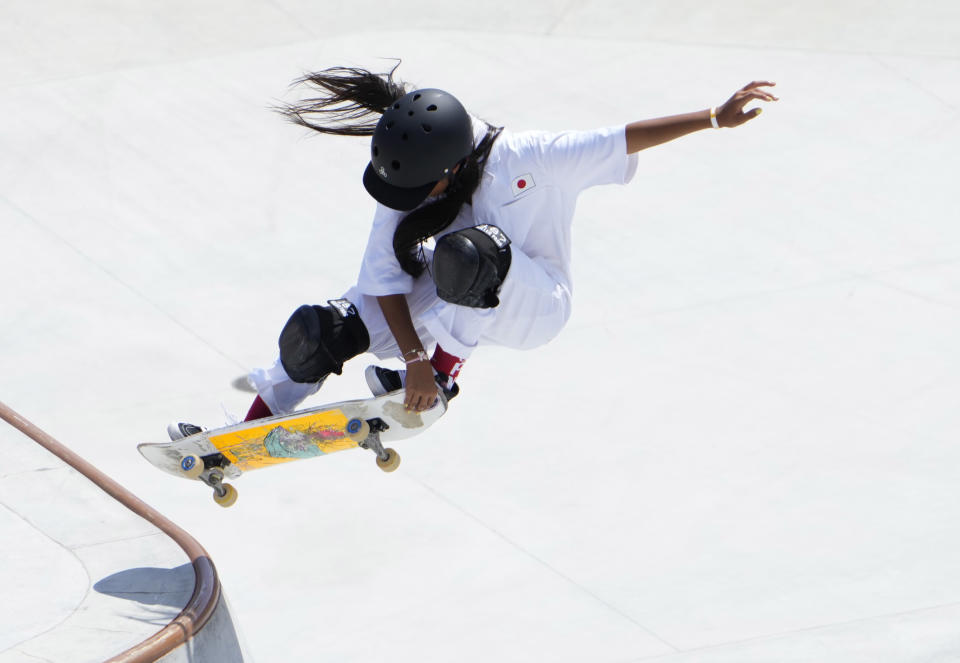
517;179;526;189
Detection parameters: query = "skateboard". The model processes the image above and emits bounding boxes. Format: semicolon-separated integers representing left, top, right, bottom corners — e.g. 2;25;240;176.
138;389;447;507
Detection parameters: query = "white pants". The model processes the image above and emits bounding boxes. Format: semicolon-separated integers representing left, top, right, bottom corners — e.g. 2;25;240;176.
249;247;571;414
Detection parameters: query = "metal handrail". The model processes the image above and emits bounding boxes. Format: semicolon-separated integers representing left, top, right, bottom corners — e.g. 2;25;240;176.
0;401;221;663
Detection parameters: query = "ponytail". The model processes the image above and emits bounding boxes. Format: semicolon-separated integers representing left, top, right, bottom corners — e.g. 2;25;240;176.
392;125;503;277
277;63;409;136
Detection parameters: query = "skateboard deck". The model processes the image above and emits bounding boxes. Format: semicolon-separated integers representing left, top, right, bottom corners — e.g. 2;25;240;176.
138;389;446;506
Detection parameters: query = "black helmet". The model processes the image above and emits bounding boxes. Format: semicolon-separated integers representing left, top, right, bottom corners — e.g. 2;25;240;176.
362;88;474;211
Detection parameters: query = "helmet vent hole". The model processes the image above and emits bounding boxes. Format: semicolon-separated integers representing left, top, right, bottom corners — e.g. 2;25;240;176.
401;133;408;141
413;93;421;101
408;110;414;116
421;124;432;133
427;104;438;111
372;146;379;156
393;103;400;109
391;160;401;171
385;121;394;130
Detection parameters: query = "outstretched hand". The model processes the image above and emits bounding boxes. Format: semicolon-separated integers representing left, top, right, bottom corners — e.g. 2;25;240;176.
717;81;778;128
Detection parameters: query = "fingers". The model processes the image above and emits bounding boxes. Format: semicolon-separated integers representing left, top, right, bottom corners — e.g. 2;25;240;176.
404;389;438;412
739;107;764;125
726;105;765;127
743;80;776;92
734;89;778;108
732;93;774;117
402;362;439;412
748;88;779;102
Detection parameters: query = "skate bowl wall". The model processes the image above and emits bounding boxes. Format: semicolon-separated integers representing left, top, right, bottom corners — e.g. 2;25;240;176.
0;401;250;663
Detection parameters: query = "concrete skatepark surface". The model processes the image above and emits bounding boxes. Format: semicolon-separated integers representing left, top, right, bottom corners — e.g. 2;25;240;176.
2;1;960;661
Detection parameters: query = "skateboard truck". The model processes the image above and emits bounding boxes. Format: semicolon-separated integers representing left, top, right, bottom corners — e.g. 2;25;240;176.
180;454;238;507
200;468;237;506
358;418;400;472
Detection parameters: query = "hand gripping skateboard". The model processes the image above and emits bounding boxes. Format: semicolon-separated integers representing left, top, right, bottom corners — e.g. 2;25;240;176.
138;389;447;507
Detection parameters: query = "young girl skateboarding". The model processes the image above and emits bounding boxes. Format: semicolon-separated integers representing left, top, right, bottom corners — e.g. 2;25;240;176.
169;66;777;440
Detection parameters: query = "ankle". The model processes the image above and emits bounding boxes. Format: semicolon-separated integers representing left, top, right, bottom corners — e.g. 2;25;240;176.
430;345;465;389
244;395;273;422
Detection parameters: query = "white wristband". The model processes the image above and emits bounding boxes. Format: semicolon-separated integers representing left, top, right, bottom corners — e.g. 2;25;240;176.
710;106;720;129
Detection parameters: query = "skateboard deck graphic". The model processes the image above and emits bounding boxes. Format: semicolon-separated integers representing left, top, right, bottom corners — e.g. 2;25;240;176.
138;389;446;506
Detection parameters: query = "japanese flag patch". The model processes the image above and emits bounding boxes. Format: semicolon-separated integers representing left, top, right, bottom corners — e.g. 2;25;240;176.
511;173;535;197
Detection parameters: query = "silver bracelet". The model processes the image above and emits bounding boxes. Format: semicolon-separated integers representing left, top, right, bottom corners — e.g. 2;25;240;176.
402;349;430;365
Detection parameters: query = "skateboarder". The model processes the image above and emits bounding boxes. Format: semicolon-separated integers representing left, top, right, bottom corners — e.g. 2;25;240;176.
169;65;777;440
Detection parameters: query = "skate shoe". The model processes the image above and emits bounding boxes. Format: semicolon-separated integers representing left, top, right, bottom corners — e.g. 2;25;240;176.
167;422;204;441
364;365;459;401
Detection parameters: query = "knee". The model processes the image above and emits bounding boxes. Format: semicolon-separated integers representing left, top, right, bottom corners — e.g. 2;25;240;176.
278;299;370;383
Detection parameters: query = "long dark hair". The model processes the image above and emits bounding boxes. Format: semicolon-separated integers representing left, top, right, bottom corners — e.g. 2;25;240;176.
278;64;502;277
277;63;408;136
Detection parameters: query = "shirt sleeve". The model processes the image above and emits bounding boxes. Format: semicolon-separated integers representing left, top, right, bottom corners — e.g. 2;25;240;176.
356;204;415;296
535;125;638;192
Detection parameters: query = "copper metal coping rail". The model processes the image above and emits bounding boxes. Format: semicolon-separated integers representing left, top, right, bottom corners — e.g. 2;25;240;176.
0;400;221;663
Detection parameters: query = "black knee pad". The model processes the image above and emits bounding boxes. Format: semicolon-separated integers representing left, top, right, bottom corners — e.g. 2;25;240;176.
433;224;511;308
278;299;370;383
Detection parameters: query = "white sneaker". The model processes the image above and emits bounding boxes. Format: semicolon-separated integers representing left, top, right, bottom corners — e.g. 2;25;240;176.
364;365;460;400
365;365;405;396
166;422;204;442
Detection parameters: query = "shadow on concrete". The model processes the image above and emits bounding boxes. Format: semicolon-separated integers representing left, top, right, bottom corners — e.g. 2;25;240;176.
96;564;249;661
94;563;195;608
